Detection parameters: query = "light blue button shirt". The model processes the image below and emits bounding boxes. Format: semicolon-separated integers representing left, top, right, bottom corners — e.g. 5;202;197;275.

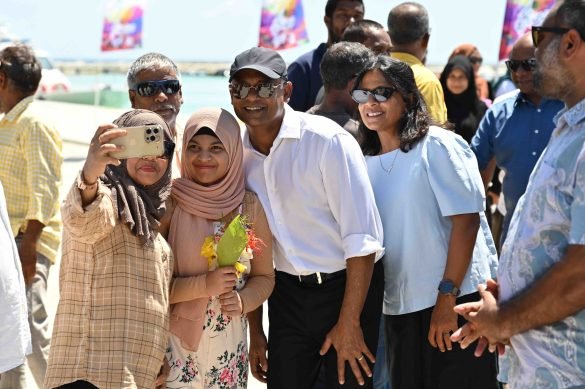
367;127;498;315
499;98;585;389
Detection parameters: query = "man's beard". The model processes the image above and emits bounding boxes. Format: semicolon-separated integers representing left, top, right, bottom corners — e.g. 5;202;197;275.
330;30;342;44
534;38;574;101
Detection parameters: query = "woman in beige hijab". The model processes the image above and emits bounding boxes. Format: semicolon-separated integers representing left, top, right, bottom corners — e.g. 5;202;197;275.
46;110;175;389
164;108;274;388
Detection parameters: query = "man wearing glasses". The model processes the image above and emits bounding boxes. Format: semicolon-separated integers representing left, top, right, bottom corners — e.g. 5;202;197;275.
127;53;183;174
470;33;563;248
452;1;585;388
229;47;384;389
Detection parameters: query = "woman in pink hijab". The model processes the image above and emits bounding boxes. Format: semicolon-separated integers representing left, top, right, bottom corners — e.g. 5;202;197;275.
163;108;274;388
449;43;492;102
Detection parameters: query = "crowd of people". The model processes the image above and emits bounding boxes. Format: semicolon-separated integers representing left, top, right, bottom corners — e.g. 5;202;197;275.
0;0;584;388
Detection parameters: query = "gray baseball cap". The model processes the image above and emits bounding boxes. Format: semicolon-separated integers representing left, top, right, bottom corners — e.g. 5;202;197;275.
229;47;287;81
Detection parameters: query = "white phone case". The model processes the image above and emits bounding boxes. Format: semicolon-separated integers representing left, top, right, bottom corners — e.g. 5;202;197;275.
110;124;164;159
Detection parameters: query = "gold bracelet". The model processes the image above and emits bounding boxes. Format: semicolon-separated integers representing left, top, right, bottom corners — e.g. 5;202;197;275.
77;171;98;191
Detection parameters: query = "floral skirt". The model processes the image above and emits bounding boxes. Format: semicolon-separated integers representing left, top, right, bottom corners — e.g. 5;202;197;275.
166;295;249;389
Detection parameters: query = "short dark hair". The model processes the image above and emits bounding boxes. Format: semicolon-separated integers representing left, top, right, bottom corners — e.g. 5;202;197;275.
354;56;431;154
556;0;585;41
0;44;42;94
325;0;364;18
321;42;373;91
341;19;385;44
387;2;429;45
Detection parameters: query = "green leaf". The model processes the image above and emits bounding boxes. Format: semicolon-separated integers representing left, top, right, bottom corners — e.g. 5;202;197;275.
216;214;248;266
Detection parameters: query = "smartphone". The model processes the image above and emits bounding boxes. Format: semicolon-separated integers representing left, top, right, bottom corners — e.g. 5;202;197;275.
110;124;165;159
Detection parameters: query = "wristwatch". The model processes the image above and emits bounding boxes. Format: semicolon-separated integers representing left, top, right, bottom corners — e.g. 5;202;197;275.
438;279;461;297
76;171;98;191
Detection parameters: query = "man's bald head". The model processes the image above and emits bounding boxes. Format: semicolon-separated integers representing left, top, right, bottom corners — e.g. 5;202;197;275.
510;32;535;59
387;2;429;45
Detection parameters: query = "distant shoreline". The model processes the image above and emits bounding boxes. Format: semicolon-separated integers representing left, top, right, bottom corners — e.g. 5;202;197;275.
55;61;231;77
54;60;506;81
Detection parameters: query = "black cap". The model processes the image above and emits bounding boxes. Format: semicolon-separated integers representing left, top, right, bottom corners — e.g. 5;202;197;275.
229;47;287;81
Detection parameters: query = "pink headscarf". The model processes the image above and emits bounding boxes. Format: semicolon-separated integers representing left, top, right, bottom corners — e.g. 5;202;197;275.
168;107;245;351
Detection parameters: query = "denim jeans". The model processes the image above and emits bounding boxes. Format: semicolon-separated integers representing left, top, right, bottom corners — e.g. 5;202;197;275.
373;315;391;389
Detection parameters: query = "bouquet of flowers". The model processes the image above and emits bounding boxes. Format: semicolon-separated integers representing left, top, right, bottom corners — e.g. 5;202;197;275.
200;215;264;277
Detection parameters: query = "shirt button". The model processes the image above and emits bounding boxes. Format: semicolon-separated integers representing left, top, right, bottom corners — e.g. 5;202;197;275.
532;152;537;156
534;129;540;134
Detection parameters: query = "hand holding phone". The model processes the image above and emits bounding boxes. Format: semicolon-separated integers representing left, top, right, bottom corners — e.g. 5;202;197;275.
80;124;125;185
109;124;165;159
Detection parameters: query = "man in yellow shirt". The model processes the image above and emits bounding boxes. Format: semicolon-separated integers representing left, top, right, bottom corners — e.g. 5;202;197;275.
387;2;447;123
0;44;62;389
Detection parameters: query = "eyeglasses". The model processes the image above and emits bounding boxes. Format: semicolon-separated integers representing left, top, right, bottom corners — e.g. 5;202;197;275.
531;26;571;47
351;87;397;104
469;56;483;65
505;58;537;72
229;82;284;99
132;79;181;97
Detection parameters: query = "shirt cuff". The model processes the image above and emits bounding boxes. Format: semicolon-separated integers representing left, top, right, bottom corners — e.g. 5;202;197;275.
342;234;385;261
69;173;105;214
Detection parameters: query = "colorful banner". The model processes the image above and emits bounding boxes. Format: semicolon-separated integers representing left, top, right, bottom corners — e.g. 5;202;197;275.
101;1;144;52
499;0;556;60
259;0;309;50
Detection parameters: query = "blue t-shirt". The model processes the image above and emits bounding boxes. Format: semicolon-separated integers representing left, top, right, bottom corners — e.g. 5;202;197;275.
287;43;327;112
367;127;498;315
470;91;564;241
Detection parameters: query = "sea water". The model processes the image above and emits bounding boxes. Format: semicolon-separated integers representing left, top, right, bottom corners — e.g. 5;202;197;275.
67;72;233;116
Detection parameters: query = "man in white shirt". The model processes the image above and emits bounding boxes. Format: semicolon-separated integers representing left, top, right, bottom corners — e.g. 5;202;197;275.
0;181;31;376
228;47;385;389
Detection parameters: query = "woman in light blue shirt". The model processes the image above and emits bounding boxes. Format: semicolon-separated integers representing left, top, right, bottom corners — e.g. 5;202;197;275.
352;55;499;389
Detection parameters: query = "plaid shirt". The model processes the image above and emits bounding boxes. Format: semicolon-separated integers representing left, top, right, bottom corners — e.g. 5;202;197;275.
45;181;173;389
0;96;62;262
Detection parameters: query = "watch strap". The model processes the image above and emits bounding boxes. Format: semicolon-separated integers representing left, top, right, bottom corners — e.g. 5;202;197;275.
438;279;461;296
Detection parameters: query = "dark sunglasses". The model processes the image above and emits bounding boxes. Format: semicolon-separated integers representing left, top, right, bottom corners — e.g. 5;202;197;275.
531;26;571;47
469;56;483;65
229;82;283;99
132;79;181;97
351;87;397;104
505;58;537;72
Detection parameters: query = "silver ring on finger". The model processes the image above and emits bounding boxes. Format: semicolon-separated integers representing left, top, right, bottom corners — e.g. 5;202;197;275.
357;354;364;361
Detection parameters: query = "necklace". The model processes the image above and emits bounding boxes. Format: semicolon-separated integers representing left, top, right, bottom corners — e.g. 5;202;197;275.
378;151;399;174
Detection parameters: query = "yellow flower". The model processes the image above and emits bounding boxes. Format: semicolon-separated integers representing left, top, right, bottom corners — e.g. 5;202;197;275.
234;262;248;278
201;236;217;268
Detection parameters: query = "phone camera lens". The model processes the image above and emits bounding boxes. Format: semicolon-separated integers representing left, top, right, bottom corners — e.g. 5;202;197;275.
146;129;152;135
153;128;159;134
150;136;156;141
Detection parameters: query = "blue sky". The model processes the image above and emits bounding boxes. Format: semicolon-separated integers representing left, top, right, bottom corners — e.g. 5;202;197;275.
3;0;509;65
